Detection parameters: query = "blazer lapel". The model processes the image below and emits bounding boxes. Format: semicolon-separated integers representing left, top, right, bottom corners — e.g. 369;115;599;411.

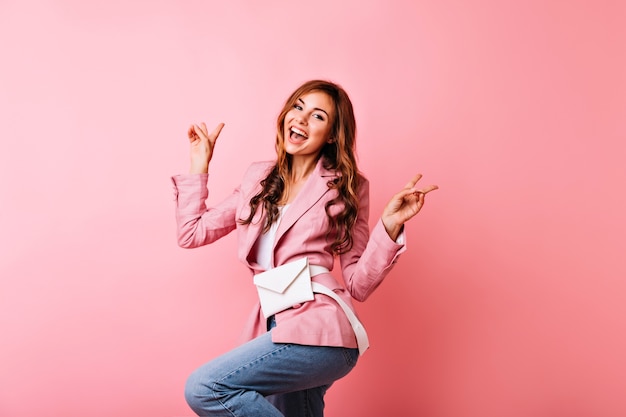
240;157;339;270
241;209;266;269
273;158;339;255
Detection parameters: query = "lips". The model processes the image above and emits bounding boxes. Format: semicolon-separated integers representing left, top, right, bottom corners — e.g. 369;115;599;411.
290;126;308;139
288;126;309;144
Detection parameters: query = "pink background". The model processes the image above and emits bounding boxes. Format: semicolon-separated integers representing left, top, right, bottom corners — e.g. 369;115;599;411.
1;1;625;416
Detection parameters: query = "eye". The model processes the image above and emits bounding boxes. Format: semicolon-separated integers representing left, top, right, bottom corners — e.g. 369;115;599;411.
294;104;303;111
313;113;325;121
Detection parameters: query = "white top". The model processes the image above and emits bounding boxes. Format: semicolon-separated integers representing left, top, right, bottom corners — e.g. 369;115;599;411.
255;204;290;270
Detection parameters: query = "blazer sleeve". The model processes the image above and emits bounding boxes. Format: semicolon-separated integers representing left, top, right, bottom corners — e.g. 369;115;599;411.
171;173;240;248
339;177;407;302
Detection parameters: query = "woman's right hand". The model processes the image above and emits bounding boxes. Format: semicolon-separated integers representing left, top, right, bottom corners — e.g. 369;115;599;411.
188;122;225;174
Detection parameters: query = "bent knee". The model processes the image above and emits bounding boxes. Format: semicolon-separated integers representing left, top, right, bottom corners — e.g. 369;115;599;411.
184;369;217;410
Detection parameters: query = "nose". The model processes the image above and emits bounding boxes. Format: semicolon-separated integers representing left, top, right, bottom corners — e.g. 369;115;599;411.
294;113;307;126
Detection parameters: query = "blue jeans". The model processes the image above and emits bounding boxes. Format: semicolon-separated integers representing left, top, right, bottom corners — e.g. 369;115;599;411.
185;318;359;416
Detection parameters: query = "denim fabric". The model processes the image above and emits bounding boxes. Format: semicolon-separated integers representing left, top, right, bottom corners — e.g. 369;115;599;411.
184;319;359;417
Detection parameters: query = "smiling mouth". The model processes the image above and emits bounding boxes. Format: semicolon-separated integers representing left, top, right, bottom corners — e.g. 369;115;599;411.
290;126;308;140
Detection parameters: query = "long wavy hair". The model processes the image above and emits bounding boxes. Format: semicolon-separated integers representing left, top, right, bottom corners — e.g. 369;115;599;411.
238;80;360;255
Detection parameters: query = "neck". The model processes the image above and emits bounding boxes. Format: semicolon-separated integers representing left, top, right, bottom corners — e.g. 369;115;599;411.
279;155;320;204
288;155;319;184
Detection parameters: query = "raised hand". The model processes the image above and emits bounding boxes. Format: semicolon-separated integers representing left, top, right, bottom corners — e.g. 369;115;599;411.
188;122;225;174
381;174;438;241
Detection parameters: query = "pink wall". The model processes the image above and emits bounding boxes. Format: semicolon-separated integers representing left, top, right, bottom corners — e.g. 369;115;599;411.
1;1;624;416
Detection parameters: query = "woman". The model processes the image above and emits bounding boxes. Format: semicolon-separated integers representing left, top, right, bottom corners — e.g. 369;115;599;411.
173;80;437;417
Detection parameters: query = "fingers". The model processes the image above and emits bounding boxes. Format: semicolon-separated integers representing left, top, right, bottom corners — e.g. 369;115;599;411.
188;122;225;143
398;176;438;211
207;123;225;150
414;184;439;195
404;173;423;189
394;187;420;202
192;124;208;140
393;178;438;202
209;123;225;141
188;125;198;142
412;184;438;210
404;173;438;195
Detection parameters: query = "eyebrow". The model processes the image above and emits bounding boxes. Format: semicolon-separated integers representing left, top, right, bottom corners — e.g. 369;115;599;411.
298;98;329;117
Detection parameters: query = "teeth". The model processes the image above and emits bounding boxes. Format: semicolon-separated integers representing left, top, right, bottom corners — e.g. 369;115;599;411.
290;127;308;138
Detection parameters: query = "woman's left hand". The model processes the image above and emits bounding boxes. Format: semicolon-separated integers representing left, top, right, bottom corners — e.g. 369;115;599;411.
381;174;439;241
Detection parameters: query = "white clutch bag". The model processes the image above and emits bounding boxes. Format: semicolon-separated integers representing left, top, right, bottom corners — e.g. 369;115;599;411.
253;257;315;318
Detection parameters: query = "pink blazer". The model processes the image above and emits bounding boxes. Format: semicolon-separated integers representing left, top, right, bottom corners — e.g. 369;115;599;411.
172;157;406;349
